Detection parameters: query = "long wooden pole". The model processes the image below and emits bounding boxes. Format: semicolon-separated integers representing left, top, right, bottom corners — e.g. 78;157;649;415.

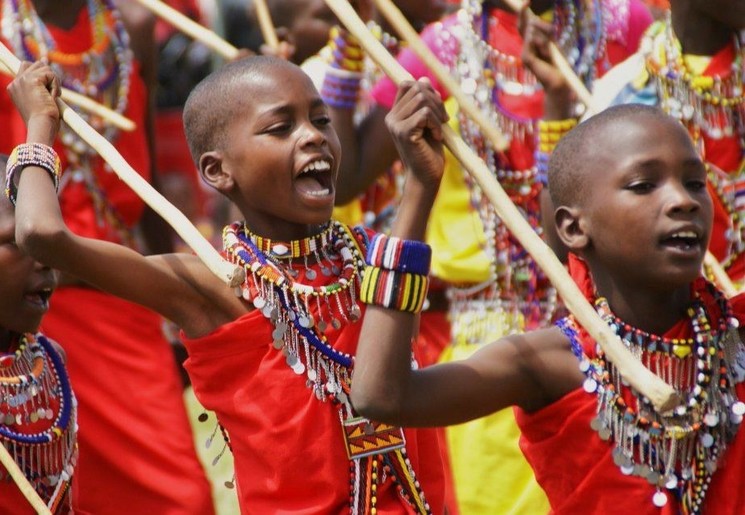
372;0;508;151
133;0;240;60
253;0;280;50
0;62;135;132
0;43;243;287
323;0;679;412
0;444;51;514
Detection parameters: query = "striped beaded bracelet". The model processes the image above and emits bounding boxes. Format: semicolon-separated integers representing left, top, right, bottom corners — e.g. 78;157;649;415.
366;233;432;275
4;143;61;206
359;266;429;313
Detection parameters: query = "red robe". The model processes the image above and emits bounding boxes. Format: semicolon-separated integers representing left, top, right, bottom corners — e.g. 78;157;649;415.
0;7;213;514
182;257;447;514
515;255;745;514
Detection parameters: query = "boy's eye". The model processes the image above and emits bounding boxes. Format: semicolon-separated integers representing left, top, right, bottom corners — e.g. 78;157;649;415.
264;122;292;134
314;115;331;126
686;179;707;192
626;181;655;193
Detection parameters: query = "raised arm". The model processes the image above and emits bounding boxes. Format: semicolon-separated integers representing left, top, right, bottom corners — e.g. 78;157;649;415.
8;62;237;338
350;79;584;426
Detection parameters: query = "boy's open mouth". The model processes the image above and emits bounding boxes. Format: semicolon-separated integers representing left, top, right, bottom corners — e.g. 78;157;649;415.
23;288;53;310
295;159;334;198
660;230;700;252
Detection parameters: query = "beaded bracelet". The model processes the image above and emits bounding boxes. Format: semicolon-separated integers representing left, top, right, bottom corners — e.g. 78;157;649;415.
366;233;432;275
359;266;429;313
4;143;62;206
537;118;578;153
327;26;364;73
321;70;362;110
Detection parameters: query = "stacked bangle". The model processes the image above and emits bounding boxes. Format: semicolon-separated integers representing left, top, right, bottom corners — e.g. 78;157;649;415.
360;235;431;313
4;143;61;205
321;26;364;110
537;118;578;153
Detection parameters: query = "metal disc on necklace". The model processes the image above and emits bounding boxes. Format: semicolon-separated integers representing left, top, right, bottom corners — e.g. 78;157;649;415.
307;369;317;381
732;401;745;416
286;354;299;367
589;417;602;431
652;491;668;508
598;427;611;441
272;327;286;340
582;377;598;393
45;408;53;420
337;391;348;404
272;339;284;350
287;268;299;278
612;448;624;466
320;265;331;277
664;474;678;490
348;304;362;322
253;297;266;309
703;412;719;427
29;412;38;423
292;361;306;375
288;311;296;321
331;264;340;275
299;315;312;329
620;463;635;476
701;432;715;448
305;268;317;280
317;319;328;332
646;470;660;485
4;413;14;425
326;381;338;394
331;318;342;330
262;305;274;319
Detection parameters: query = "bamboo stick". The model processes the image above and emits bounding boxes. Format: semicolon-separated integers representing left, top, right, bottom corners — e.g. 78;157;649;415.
253;0;280;50
323;0;679;412
0;42;244;288
0;444;51;514
0;62;135;132
372;0;508;151
134;0;240;60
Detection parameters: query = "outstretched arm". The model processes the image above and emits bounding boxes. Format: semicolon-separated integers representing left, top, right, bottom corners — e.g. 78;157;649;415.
8;62;237;338
351;79;583;426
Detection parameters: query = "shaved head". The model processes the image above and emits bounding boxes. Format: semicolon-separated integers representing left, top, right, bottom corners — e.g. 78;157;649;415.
548;104;680;208
183;55;302;165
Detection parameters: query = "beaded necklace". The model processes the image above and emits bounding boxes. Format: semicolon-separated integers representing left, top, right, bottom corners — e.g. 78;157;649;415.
0;333;77;512
643;16;745;145
2;0;136;247
222;220;432;514
558;281;745;514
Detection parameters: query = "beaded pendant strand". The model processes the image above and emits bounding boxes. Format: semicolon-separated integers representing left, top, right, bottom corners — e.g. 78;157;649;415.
222;220;432;514
2;0;136;245
559;281;745;514
0;333;78;513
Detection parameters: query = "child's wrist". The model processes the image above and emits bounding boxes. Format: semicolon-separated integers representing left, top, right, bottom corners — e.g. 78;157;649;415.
26;116;58;147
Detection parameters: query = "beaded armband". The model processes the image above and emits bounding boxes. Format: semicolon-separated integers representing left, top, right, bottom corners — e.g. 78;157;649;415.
359;266;429;313
4;143;61;205
321;26;364;109
360;235;431;312
366;233;432;275
537;118;578;153
536;118;578;187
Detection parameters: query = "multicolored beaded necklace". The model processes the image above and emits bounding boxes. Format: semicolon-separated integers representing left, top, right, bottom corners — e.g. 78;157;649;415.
2;0;136;247
558;281;745;514
222;220;432;514
0;333;77;513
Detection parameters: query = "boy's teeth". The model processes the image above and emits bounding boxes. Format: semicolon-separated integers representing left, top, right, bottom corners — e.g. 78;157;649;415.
301;160;330;174
672;231;697;239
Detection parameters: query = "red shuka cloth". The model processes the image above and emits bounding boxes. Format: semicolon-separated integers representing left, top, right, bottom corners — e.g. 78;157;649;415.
0;7;213;514
515;255;745;514
182;264;447;514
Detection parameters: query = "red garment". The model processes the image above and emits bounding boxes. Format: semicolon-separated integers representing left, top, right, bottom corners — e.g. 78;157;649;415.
515;255;745;514
182;272;447;514
0;7;214;514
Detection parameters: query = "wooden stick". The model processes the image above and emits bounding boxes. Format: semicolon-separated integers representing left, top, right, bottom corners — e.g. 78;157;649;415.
0;444;51;514
704;251;738;298
323;0;679;412
0;42;244;288
253;0;280;50
372;0;508;151
0;62;135;132
134;0;240;60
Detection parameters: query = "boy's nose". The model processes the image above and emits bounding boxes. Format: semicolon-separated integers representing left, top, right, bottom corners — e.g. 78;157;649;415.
299;122;326;146
666;184;700;214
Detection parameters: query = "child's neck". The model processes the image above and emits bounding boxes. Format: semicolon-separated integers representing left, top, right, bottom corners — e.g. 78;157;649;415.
671;7;735;56
0;328;19;353
591;277;691;336
30;0;87;30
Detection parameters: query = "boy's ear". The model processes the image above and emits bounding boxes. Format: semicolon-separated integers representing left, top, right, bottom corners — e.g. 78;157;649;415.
555;206;589;251
199;151;234;193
